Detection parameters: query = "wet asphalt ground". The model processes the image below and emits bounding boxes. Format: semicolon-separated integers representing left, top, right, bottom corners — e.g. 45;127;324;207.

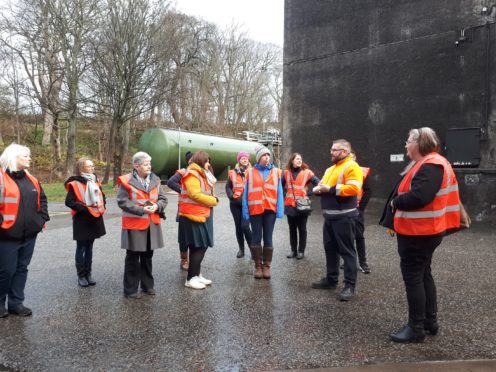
0;183;495;371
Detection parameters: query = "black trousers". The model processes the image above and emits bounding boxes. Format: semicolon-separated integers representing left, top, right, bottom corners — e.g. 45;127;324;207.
323;217;357;288
355;211;367;265
287;214;308;253
229;203;252;249
123;232;154;295
397;234;443;325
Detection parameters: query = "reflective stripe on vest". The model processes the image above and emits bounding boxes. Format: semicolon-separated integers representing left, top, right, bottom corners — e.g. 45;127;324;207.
247;167;280;215
394;153;460;236
0;169;41;229
229;169;245;199
118;174;160;230
178;169;211;218
66;180;106;218
284;169;313;207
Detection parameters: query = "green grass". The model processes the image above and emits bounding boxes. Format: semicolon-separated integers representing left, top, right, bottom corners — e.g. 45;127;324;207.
43;182;117;201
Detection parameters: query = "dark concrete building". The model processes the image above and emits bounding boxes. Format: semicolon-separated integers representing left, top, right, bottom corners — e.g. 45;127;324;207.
283;0;496;222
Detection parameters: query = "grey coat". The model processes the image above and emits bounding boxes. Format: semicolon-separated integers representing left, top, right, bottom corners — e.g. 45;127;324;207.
117;173;168;252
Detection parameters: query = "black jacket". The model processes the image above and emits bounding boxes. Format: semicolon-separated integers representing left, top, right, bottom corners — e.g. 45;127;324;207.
0;170;50;242
167;171;184;194
64;176;106;241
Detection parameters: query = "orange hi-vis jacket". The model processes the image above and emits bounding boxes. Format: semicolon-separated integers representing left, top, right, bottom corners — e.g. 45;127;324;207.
228;169;246;199
246;167;281;215
0;168;40;229
178;169;212;218
394;152;461;236
283;169;314;207
357;167;370;207
66;180;106;218
117;173;160;230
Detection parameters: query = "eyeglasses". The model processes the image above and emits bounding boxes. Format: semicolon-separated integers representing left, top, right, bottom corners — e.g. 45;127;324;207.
405;140;417;145
330;148;345;153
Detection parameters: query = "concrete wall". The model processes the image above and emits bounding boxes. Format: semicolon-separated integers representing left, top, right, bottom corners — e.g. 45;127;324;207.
283;0;496;221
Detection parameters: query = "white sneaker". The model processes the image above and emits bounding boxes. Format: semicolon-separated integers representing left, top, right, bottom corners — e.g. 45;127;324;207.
185;276;206;289
198;274;212;285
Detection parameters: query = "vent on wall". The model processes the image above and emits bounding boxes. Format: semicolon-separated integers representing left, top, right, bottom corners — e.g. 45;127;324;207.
444;127;481;167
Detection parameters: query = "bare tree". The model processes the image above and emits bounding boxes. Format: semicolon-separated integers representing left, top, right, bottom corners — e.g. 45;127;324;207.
89;0;164;183
48;0;100;177
0;0;65;178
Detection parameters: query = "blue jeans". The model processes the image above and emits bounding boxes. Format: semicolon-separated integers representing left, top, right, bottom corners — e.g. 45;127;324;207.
76;239;94;271
0;237;36;309
250;211;276;247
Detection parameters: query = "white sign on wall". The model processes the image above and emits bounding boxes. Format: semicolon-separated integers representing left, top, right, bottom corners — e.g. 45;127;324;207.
390;154;404;162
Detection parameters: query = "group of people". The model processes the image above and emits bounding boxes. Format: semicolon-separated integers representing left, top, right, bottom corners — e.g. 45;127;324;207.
0;126;462;345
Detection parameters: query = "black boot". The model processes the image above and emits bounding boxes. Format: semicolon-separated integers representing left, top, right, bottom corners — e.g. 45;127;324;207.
86;267;96;286
287;250;297;258
424;313;439;335
390;324;425;343
236;246;245;258
76;265;89;287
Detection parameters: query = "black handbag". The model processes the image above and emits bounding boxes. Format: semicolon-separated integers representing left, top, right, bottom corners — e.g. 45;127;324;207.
290;176;312;213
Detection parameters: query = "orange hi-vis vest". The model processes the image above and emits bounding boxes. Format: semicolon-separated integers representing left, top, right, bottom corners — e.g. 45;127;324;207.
228;169;246;199
284;169;314;207
357;167;370;207
66;180;106;218
118;173;160;230
394;152;461;236
246;167;281;215
178;169;212;218
176;168;186;177
0;168;41;230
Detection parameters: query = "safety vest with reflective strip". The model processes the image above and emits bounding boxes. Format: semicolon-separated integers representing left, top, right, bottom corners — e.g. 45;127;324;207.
394;153;460;236
176;168;186;177
321;159;362;216
117;174;160;230
66;180;106;218
0;168;41;230
284;169;314;207
246;167;281;215
357;167;370;208
178;169;212;218
228;169;246;199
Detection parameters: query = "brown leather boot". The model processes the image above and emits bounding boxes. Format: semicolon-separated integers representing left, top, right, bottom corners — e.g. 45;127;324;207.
180;251;189;271
249;246;263;279
262;247;273;279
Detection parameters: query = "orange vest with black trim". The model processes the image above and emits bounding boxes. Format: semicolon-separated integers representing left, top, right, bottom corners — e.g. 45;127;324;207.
0;168;41;230
178;169;212;218
284;169;314;207
394;153;460;236
228;169;245;199
357;167;370;207
246;167;281;215
117;173;160;230
66;180;106;218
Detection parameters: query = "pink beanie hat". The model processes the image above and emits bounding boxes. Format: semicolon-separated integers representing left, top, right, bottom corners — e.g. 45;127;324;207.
237;151;250;162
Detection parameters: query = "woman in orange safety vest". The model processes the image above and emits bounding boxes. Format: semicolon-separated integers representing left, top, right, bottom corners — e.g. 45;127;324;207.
65;157;106;287
225;151;253;258
282;153;320;259
178;151;219;290
117;152;168;299
242;146;284;279
385;127;460;343
0;143;49;318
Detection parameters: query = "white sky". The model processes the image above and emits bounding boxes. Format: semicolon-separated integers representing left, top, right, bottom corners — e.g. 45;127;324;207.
172;0;284;46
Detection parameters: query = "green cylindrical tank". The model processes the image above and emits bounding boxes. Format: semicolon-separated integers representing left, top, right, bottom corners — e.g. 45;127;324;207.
138;128;263;178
